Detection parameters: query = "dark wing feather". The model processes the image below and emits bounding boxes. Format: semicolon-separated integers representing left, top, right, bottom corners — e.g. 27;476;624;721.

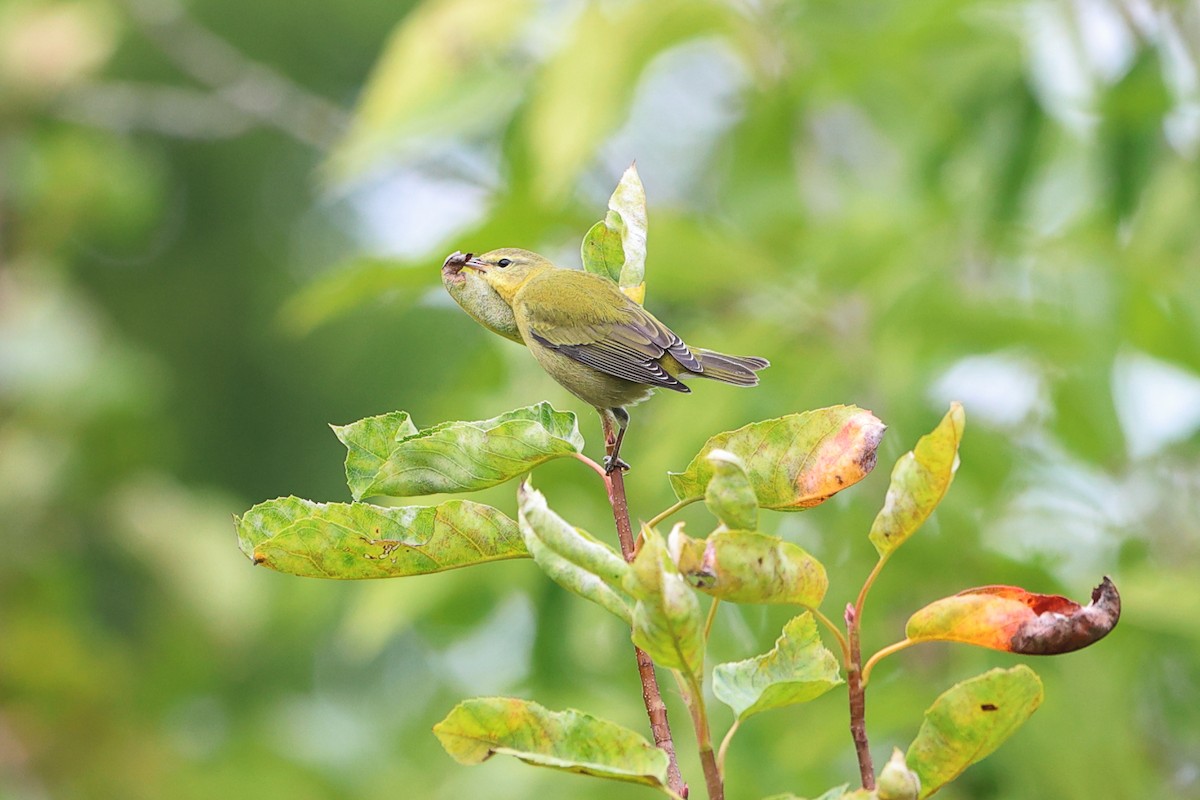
521;273;699;393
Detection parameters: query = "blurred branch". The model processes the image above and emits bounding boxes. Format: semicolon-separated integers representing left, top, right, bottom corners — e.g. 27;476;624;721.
122;0;348;150
55;81;256;138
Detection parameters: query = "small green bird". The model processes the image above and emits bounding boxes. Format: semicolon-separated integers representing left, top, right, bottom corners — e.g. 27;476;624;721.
452;248;768;473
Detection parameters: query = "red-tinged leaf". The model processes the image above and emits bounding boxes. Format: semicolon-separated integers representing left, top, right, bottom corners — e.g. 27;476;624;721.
668;406;886;511
905;577;1121;655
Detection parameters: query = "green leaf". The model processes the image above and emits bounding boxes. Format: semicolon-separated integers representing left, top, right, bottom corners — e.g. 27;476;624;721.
434;697;670;789
668;405;886;511
333;403;585;500
518;482;632;624
625;527;704;680
581;163;647;304
703;449;758;531
235;496;526;579
868;403;965;558
671;529;827;606
712;613;841;721
906;666;1044;798
326;0;534;181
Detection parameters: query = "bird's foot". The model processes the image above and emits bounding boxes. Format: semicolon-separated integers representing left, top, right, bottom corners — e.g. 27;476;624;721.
603;455;631;475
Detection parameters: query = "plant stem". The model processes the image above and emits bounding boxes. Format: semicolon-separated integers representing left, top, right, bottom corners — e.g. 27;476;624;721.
844;555;890;787
845;603;874;790
600;412;686;797
677;672;724;800
854;555;889;621
573;451;608;480
808;605;851;664
716;718;740;776
703;598;721;641
605;465;638;554
861;638;916;687
646;495;700;530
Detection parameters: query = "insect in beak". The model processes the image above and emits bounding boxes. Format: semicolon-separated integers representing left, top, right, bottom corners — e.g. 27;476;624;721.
463;254;490;272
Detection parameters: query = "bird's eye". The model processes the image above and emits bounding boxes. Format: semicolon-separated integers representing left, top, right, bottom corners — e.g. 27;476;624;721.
497;258;512;268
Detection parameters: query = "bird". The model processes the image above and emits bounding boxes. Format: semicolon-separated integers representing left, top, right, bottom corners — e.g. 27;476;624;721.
453;248;769;472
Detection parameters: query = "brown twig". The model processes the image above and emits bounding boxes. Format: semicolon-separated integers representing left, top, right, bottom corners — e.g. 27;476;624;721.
601;412;687;797
844;603;875;790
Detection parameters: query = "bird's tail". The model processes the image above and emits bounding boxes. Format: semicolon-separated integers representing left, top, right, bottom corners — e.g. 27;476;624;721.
694;349;770;386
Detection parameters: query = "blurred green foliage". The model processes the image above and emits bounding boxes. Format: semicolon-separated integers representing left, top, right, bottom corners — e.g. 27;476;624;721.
2;0;1198;798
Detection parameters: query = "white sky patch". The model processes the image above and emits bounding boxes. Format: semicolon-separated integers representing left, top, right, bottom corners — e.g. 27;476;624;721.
1022;1;1097;133
350;158;493;259
596;38;748;207
1113;349;1200;460
1073;0;1136;83
931;351;1047;428
1159;9;1200;156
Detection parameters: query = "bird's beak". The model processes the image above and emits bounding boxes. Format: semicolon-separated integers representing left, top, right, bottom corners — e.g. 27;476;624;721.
463;254;490;272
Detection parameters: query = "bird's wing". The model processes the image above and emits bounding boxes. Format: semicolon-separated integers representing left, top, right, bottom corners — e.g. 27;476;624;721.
519;272;700;392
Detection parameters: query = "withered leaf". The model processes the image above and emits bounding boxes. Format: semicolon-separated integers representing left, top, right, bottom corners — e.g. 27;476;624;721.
906;577;1121;655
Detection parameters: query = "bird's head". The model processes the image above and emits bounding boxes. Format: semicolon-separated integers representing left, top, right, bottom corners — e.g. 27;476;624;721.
464;248;555;302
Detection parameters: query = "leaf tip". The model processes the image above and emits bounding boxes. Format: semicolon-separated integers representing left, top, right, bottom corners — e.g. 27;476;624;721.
705;448;740;466
1010;576;1121;655
517;477;535;501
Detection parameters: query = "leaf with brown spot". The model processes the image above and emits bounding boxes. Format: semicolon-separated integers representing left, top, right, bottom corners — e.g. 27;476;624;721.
234;496;526;579
906;666;1043;798
668;406;886;511
905;577;1121;655
669;527;827;606
434;697;670;789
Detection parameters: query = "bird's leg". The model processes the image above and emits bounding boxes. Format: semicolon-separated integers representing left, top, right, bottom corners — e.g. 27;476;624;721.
602;407;631;474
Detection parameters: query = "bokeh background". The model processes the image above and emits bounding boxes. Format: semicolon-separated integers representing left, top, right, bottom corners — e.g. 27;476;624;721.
3;0;1199;797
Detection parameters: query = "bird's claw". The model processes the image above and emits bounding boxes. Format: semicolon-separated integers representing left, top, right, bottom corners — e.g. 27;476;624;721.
603;455;631;474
